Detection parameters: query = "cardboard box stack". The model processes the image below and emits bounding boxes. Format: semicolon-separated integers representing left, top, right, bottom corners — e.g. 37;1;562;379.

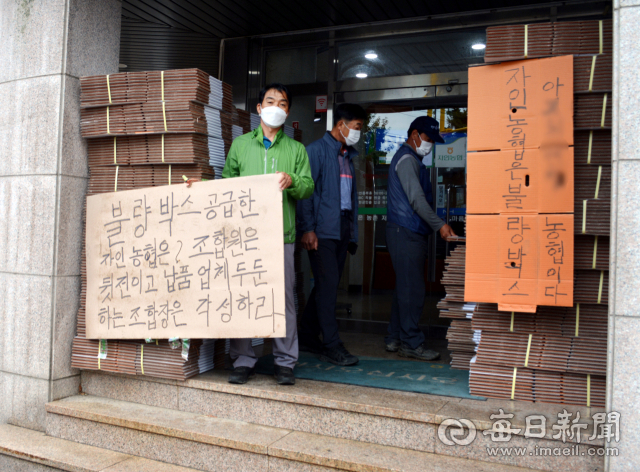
438;244;480;370
236;108;252;134
71;69;235;381
463;19;611;407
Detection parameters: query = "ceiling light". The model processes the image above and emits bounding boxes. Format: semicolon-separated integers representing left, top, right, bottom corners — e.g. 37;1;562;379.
118;63;127;68
356;73;368;78
248;71;260;75
472;44;486;50
364;53;378;60
314;117;321;122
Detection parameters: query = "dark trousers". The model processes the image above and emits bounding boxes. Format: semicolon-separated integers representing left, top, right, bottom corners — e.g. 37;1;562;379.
385;222;427;350
300;214;350;350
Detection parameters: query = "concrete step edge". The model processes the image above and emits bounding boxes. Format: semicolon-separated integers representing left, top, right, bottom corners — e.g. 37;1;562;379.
0;424;199;472
46;395;538;472
80;370;607;448
46;394;291;456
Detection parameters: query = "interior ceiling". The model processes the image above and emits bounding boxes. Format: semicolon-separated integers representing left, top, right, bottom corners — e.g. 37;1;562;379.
119;0;610;77
336;29;488;79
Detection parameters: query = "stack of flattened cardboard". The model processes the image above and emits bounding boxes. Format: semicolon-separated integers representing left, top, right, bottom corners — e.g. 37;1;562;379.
250;113;261;131
80;101;209;136
567;19;611;405
284;125;295;139
473;304;607;339
438;244;480;370
87;134;211;166
71;69;233;381
80;69;212;106
575;132;611;235
81;69;234;186
208;75;234;113
463;19;611;407
475;332;606;375
469;363;606;407
485;20;612;63
236;108;252;134
133;341;203;378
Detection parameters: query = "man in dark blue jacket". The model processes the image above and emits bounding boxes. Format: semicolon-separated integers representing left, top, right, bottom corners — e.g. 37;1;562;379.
297;103;366;366
386;116;456;361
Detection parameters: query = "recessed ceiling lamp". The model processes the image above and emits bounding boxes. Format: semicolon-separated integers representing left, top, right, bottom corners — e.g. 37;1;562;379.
472;43;486;50
356;72;368;78
365;53;378;59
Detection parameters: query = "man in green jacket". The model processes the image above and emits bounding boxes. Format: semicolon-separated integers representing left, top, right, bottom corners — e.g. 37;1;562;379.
222;83;313;385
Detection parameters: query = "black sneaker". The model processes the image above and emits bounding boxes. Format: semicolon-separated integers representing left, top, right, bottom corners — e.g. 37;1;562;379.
274;365;295;385
398;343;441;361
228;366;255;384
319;343;359;366
385;339;401;352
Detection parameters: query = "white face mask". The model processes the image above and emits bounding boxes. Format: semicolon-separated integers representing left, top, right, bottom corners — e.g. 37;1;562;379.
413;135;433;157
259;105;287;129
340;123;361;146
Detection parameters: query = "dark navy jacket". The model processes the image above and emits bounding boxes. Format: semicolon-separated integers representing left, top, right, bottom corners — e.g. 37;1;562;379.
387;143;433;236
297;132;359;242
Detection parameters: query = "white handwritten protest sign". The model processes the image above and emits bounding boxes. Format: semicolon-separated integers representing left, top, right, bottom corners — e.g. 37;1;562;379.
85;174;285;339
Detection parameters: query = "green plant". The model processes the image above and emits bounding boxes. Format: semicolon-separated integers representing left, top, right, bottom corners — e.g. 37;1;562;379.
363;113;389;164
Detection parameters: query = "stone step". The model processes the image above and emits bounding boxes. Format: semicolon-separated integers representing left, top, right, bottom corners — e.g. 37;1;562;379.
46;395;538;472
79;370;605;472
0;424;198;471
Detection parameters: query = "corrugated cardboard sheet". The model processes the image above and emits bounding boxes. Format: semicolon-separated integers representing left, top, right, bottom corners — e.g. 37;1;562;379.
466;56;575;312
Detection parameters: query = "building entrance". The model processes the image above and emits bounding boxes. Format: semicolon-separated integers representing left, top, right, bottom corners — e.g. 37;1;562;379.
267;72;472;394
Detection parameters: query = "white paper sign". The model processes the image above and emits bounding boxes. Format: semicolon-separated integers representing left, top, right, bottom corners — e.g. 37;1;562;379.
315;95;328;112
435;137;467;168
436;184;445;209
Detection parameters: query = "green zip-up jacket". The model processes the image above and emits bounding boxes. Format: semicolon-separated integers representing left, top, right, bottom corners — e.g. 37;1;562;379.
222;126;314;244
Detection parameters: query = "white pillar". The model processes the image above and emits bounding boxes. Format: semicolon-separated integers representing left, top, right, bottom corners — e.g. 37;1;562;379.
0;0;121;431
609;0;640;469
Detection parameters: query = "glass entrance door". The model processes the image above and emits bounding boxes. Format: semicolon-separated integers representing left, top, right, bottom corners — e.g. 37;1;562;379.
335;94;467;338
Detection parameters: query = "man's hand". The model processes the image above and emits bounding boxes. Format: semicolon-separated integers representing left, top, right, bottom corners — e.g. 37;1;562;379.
185;178;199;188
439;224;456;239
301;231;318;251
277;171;292;191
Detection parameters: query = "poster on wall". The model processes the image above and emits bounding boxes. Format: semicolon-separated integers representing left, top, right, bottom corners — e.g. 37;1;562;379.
85;174;286;339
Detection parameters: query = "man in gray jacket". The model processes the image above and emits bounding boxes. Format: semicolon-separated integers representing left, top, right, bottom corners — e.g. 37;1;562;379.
385;116;455;361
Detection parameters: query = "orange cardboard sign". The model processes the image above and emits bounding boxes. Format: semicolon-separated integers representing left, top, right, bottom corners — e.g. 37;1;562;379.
465;55;574;312
467;146;574;214
468;56;574;151
465;214;574;312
